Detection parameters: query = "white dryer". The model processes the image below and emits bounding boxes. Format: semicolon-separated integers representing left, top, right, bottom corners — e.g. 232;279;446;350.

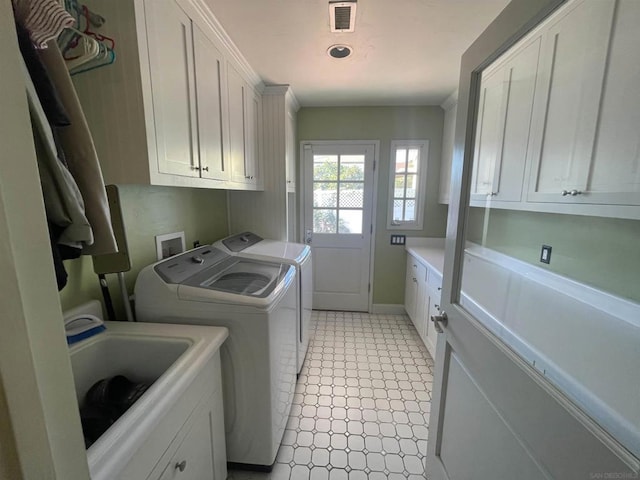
214;232;312;373
134;246;297;470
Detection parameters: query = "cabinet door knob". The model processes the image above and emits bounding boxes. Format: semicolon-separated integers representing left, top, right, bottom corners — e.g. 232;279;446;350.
175;460;187;472
569;189;582;196
191;165;200;171
412;277;417;283
490;192;498;196
437;287;442;291
201;166;209;172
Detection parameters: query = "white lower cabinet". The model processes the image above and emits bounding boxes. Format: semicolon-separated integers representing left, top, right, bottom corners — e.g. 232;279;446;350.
152;393;222;480
118;353;226;480
404;253;441;359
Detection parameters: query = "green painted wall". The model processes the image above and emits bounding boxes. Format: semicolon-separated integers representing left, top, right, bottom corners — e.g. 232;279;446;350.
60;185;229;318
467;208;640;303
297;106;449;305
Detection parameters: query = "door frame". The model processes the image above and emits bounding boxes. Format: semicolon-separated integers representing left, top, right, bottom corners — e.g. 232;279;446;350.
299;140;380;312
431;0;638;475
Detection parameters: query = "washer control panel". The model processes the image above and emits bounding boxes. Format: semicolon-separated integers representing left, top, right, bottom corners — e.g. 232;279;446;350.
154;247;227;284
222;232;263;252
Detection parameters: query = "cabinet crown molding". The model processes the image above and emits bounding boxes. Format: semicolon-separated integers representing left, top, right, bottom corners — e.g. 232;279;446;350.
187;0;262;88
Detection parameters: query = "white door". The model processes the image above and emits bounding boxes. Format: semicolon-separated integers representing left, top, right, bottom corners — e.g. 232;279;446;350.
303;142;376;311
427;0;639;478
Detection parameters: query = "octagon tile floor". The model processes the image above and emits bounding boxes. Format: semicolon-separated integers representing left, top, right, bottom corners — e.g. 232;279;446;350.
227;310;434;480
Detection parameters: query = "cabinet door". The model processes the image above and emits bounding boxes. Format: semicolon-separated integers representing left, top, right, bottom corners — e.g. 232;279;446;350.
227;63;247;183
145;0;199;178
404;256;419;323
286;108;296;192
154;399;217;480
587;0;640;205
493;36;540;202
527;0;615;202
415;274;429;346
244;87;262;186
424;286;440;359
193;24;228;182
471;66;506;200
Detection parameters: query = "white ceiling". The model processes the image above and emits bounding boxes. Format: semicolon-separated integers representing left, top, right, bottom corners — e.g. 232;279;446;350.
204;0;510;107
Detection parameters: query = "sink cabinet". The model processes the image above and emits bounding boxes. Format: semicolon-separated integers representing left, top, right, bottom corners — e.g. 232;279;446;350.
116;352;226;480
72;0;262;191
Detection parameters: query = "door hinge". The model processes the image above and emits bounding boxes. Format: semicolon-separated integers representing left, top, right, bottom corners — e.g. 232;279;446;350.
373;160;376;171
368;283;371;293
370;224;373;234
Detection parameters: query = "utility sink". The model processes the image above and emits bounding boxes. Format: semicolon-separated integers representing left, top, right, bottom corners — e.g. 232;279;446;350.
64;301;228;479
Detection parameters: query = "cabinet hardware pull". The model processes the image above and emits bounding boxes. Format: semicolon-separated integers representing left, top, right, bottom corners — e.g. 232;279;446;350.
412;278;417;283
175;460;187;472
490;192;498;196
569;189;582;196
435;304;439;309
287;180;293;183
201;166;209;172
191;166;200;171
245;175;251;179
437;287;442;291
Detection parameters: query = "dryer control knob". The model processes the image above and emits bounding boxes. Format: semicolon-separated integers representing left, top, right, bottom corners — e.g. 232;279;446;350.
192;256;204;264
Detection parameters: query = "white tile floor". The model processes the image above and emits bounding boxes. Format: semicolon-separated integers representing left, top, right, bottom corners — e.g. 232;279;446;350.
228;310;434;480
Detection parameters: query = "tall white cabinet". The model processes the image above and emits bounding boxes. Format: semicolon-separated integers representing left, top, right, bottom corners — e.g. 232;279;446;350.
470;0;640;219
228;86;300;240
72;0;263;191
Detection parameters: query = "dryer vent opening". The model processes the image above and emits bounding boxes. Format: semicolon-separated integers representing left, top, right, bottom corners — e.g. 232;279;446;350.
329;1;357;33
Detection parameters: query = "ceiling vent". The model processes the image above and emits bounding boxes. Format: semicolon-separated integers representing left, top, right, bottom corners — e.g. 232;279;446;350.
329;1;357;33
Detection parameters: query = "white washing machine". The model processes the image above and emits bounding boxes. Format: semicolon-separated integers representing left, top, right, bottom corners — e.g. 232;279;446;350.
214;232;312;373
134;246;297;470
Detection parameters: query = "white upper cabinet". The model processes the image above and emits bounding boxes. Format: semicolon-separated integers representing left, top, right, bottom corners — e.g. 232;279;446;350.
469;0;640;219
193;23;229;182
71;0;262;191
471;35;540;202
438;92;457;204
583;0;640;205
145;0;199;178
527;0;616;203
227;62;262;187
286;108;297;192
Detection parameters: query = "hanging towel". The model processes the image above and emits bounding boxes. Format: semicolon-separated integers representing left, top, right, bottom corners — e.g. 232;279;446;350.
38;40;118;256
12;0;75;49
23;56;94;248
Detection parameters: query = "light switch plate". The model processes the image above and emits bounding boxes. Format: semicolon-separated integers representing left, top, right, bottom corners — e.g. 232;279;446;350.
390;235;406;245
540;245;552;264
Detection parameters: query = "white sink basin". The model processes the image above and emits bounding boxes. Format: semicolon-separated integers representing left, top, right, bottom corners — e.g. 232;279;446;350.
70;334;191;405
65;301;228;479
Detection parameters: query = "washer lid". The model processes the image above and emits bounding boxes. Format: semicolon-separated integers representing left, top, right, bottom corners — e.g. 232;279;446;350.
241;239;311;264
182;257;291;299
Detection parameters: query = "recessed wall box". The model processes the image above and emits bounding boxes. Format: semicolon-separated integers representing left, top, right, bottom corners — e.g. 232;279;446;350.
155;231;186;261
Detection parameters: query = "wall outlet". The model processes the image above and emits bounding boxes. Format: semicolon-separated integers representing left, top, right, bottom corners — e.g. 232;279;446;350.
540;245;552;264
390;235;406;245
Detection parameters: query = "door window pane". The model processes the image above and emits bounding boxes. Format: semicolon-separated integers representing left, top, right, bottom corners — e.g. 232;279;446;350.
405;174;417;198
340;155;365;181
313;209;337;233
339;183;364;208
338;210;363;234
314;155;338;181
407;149;419;173
314;183;338;207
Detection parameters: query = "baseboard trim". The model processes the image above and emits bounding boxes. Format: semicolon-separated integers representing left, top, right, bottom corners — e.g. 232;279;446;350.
371;304;406;315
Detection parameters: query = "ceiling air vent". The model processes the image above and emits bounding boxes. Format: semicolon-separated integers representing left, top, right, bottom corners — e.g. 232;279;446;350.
329;1;357;33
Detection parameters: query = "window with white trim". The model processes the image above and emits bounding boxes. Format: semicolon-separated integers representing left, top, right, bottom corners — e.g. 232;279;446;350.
387;140;429;230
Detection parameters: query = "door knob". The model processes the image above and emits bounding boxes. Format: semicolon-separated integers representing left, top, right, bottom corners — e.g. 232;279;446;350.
175;460;187;472
305;229;313;244
430;311;448;333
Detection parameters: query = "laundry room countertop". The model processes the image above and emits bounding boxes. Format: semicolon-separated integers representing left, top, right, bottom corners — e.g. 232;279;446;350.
405;237;446;275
